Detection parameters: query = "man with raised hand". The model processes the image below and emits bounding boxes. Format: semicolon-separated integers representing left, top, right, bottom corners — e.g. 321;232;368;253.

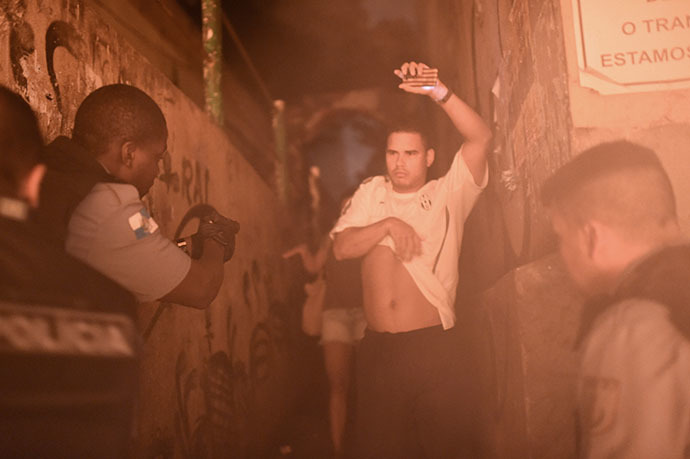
542;141;690;458
331;61;492;458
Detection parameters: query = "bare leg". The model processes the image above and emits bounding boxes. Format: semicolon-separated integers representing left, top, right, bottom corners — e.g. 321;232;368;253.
323;341;354;457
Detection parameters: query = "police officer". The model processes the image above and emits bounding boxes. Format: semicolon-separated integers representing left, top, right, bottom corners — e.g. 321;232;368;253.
35;84;235;308
0;86;138;457
542;141;690;458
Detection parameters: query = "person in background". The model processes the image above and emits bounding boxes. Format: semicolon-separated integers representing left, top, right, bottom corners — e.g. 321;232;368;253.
0;85;138;458
283;193;366;459
331;61;492;458
35;84;236;309
541;141;690;458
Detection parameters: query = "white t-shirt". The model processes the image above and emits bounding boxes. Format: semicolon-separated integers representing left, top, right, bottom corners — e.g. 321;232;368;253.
331;146;487;329
578;298;690;458
66;183;191;303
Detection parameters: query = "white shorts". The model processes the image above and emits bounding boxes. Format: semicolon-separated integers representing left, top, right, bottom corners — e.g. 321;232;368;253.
321;307;367;345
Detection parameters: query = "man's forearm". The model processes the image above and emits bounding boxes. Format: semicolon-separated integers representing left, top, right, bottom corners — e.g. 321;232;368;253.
438;91;492;185
439;92;492;145
196;239;225;296
333;219;390;260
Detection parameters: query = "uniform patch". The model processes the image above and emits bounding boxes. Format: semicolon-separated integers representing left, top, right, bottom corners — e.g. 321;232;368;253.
581;376;621;436
128;208;159;239
0;301;136;357
420;193;432;210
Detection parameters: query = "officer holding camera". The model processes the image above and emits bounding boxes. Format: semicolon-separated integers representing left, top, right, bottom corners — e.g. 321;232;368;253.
35;84;237;308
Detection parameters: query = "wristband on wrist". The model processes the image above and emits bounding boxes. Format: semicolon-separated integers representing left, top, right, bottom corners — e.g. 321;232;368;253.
430;84;448;102
437;88;453;104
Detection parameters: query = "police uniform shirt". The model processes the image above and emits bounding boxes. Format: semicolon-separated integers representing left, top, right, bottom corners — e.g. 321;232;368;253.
578;298;690;458
331;146;488;329
66;183;191;303
0;196;138;458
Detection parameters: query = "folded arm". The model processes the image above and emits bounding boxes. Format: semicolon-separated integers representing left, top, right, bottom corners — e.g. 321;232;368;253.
333;217;421;262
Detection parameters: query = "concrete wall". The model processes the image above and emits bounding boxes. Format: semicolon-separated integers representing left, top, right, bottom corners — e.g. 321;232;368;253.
559;0;690;233
466;255;584;459
421;0;573;268
1;1;307;457
420;0;689;457
87;0;278;186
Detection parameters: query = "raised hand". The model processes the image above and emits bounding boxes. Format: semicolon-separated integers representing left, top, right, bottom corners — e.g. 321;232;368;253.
394;61;448;100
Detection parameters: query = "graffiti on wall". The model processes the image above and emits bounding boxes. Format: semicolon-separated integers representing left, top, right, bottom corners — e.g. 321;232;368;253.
45;19;85;130
2;5;300;458
174;331;251;458
158;151;211;207
181;157;210;206
3;3;212;212
6;2;35;93
3;0;95;137
135;199;296;458
168;266;294;459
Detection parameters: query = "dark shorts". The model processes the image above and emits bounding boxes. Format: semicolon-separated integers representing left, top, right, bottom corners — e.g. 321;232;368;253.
352;325;476;459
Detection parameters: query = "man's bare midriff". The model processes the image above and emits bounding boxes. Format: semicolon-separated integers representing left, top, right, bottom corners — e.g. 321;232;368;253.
362;245;441;333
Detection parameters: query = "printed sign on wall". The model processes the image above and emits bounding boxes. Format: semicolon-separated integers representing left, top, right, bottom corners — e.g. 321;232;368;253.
572;0;690;94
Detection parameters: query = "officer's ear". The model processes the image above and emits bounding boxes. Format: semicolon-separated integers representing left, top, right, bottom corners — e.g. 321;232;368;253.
425;148;435;168
120;141;137;168
582;221;598;260
19;163;45;208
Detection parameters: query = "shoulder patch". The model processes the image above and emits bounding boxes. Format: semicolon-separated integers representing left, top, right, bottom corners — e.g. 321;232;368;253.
128;208;159;239
580;376;620;436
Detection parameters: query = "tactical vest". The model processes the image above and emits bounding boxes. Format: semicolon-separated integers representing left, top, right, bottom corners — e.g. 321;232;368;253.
34;136;122;247
577;244;690;346
0;203;138;458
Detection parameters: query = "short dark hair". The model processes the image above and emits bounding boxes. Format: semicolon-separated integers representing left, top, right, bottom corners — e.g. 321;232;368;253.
542;140;677;232
386;117;432;151
72;84;167;156
0;86;43;196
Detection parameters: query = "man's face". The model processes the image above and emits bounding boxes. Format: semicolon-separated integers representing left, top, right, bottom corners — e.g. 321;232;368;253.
130;135;167;197
550;211;601;296
385;131;433;193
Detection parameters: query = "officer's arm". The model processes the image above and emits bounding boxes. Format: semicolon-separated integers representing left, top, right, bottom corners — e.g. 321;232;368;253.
160;238;224;308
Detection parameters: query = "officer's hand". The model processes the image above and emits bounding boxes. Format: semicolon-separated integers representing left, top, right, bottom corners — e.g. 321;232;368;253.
190;211;240;262
190;219;222;259
207;210;240;262
386;217;422;262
